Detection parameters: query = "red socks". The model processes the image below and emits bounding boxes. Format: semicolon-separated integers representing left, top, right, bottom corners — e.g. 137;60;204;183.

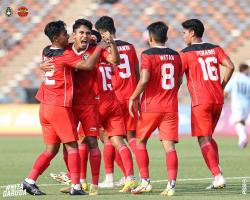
103;141;115;174
211;138;219;164
117;145;134;177
166;149;178;181
28;151;56;181
89;148;101;185
67;148;80;184
201;142;220;176
135;143;149;179
79;144;88;180
115;150;126;176
128;138;136;154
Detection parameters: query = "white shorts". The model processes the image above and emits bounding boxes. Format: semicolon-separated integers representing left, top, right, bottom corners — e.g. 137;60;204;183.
231;105;250;123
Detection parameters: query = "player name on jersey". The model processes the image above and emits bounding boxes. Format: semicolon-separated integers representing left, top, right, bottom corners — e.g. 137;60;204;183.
117;45;130;51
160;54;175;61
196;49;215;56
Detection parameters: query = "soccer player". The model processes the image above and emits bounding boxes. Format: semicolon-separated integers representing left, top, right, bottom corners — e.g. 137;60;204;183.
22;20;106;196
129;21;181;196
95;16;139;188
225;63;250;148
180;19;235;189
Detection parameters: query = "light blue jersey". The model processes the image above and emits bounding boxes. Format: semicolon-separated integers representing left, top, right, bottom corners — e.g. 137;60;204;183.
225;72;250;122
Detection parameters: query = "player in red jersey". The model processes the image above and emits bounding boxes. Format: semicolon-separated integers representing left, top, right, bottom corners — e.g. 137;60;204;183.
129;22;182;196
22;20;106;196
180;19;235;189
95;16;139;188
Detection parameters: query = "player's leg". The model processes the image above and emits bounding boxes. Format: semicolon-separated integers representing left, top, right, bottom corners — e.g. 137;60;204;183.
131;112;160;194
192;104;225;189
159;112;178;196
99;132;116;188
235;120;248;148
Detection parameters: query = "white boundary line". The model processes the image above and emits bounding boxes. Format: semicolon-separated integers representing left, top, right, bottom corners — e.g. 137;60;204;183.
1;176;250;188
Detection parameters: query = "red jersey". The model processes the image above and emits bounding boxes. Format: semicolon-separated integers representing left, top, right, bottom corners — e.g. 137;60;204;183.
71;43;108;105
180;43;229;107
111;40;138;101
140;47;181;113
36;45;81;107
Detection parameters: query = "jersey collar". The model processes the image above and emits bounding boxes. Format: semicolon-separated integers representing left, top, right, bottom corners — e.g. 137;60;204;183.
72;43;89;55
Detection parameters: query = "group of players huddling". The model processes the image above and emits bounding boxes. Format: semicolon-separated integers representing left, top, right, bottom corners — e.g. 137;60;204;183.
21;16;235;196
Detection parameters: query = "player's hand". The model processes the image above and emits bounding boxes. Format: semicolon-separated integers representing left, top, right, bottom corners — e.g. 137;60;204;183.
40;59;54;72
101;31;114;44
128;98;136;118
97;41;109;49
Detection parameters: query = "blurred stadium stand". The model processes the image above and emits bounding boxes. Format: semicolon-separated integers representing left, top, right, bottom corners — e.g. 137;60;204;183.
0;0;249;103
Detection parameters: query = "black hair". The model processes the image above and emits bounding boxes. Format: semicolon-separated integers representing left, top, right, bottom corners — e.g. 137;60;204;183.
239;63;249;72
182;19;205;38
147;21;168;43
91;30;102;43
73;18;92;32
95;16;116;34
44;20;66;42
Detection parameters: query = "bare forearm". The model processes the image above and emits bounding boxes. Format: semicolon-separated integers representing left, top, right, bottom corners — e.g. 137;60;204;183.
222;68;234;89
109;42;120;65
130;81;146;100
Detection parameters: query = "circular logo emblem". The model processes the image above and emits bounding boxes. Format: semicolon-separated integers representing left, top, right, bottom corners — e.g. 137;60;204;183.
17;6;28;17
5;7;13;17
83;54;89;60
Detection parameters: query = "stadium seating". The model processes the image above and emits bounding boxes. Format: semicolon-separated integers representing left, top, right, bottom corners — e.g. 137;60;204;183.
0;0;249;103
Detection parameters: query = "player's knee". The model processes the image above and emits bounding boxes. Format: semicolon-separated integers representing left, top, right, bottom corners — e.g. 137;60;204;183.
86;137;98;149
197;136;212;146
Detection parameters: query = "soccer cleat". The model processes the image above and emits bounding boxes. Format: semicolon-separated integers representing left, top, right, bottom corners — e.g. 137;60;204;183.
206;175;226;189
239;138;248;149
119;179;138;193
131;180;152;194
89;184;98;196
69;187;87;195
98;179;114;188
22;181;46;195
81;182;88;191
160;180;176;196
115;176;126;187
49;172;71;185
60;186;70;193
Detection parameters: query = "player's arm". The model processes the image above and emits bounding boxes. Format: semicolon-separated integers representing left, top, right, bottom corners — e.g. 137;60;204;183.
135;63;140;83
103;32;120;65
75;41;108;70
221;58;235;90
129;69;150;117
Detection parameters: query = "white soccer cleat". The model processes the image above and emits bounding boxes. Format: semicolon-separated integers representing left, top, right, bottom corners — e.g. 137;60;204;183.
206;175;226;189
98;179;114;189
239;137;248;149
160;180;176;196
114;176;126;187
131;179;152;194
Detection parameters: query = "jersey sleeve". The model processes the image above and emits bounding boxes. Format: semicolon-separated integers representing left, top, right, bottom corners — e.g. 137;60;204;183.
140;53;151;72
179;52;188;76
131;44;139;66
216;46;229;64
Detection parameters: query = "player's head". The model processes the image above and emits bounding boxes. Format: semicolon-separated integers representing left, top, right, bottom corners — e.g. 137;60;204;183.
182;19;204;45
90;30;102;44
95;16;116;36
44;20;69;48
147;21;168;47
239;63;249;74
72;18;93;49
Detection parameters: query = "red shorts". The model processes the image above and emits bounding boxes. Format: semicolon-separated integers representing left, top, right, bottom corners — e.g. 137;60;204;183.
99;99;126;137
39;103;78;144
191;104;223;137
136;112;178;142
119;100;138;131
73;104;99;137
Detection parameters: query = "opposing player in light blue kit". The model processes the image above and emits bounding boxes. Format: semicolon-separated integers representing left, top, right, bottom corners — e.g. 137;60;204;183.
225;63;250;148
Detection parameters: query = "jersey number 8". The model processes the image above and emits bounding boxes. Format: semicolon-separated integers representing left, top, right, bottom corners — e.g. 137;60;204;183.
161;63;174;90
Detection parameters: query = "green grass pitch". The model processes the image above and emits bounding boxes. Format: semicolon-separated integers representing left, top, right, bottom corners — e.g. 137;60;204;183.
0;136;249;199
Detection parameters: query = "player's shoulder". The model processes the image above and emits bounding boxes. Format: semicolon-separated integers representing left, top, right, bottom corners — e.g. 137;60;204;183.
181;43;219;53
115;39;132;46
142;47;179;56
42;45;65;57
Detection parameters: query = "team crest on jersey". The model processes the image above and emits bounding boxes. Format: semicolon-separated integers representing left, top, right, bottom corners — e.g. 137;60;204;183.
82;54;89;60
4;7;13;17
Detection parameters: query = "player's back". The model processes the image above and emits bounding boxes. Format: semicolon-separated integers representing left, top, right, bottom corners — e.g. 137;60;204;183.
36;45;74;107
112;40;138;101
141;47;181;113
180;43;229;106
